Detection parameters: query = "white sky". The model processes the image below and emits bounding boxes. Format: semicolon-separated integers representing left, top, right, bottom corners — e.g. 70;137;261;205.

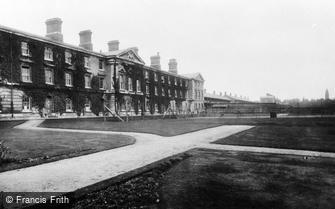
1;0;334;101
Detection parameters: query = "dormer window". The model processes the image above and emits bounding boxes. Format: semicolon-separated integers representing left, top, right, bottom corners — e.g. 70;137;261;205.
44;47;53;61
84;57;90;68
65;51;72;64
21;42;31;56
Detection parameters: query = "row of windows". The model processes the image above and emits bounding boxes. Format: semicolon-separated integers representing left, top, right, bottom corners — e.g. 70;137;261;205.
21;65;105;89
21;42;104;69
148;85;185;98
21;96;91;113
144;70;186;87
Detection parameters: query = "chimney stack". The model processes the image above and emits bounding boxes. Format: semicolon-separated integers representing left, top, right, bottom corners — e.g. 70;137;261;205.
45;18;63;42
150;52;161;70
79;30;93;51
168;58;178;74
108;40;119;51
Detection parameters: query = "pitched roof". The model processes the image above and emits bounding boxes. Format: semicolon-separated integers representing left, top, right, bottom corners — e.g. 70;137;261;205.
181;72;204;81
103;48;145;65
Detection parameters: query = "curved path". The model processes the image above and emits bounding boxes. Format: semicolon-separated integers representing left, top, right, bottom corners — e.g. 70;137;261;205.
0;120;251;192
1;120;335;192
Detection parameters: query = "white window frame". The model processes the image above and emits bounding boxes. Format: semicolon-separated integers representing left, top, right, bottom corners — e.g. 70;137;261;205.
65;98;73;112
85;75;91;88
84;57;90;68
119;74;125;90
22;95;32;112
65;51;72;64
45;68;54;85
99;77;105;89
136;80;141;92
21;65;32;83
21;42;31;56
44;47;53;61
65;72;73;87
128;78;133;91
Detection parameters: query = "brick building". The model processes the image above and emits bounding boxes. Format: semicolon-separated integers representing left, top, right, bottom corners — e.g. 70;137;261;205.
0;18;199;118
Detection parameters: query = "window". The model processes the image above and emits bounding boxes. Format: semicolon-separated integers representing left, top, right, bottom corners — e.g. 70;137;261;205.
162;88;165;96
128;78;133;91
84;57;90;68
155;103;158;112
168;89;171;97
44;47;53;61
161;75;165;83
22;95;31;112
145;71;149;79
146;85;149;94
45;68;54;85
175;90;178;98
65;51;72;64
175;78;178;86
21;65;31;82
119;75;125;90
168;76;171;84
65;72;72;87
21;42;31;56
65;98;73;112
85;97;91;112
136;80;141;92
99;60;103;69
85;75;91;88
99;77;105;89
155;86;158;95
154;73;158;81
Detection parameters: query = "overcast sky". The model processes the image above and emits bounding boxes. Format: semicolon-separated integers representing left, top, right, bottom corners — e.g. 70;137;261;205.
1;0;334;101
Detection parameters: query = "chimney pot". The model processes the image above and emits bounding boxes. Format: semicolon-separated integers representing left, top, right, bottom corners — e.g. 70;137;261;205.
108;40;119;51
45;17;63;42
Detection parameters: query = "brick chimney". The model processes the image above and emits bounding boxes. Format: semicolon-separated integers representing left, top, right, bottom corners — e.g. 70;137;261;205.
108;40;119;51
45;18;63;42
168;58;178;74
150;52;161;70
79;30;93;51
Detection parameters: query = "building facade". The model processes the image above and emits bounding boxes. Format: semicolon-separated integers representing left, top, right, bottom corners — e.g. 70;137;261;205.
0;18;195;117
182;73;205;113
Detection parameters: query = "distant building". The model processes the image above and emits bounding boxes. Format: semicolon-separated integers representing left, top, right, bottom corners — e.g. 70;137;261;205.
325;89;330;100
181;73;205;113
260;93;276;103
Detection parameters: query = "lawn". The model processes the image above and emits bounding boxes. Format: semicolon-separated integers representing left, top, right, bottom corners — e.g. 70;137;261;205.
69;148;335;209
214;124;335;152
0;121;135;172
158;149;335;209
40;117;335;137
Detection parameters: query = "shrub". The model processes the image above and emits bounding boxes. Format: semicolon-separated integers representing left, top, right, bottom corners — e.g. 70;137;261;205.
0;140;12;164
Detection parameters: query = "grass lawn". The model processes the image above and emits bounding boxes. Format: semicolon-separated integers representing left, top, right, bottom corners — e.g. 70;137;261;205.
158;149;335;209
214;124;335;152
39;118;229;136
40;117;335;137
0;121;135;172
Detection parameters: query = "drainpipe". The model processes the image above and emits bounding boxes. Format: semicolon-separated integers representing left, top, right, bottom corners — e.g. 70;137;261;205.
113;58;117;113
10;33;14;118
